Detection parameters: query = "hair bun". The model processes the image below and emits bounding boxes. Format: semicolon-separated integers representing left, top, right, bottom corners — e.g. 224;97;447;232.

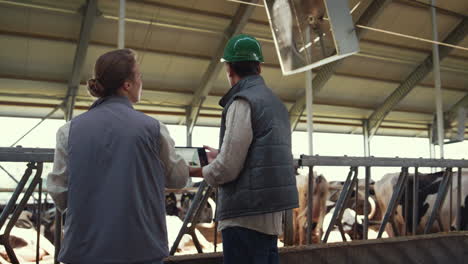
87;78;105;97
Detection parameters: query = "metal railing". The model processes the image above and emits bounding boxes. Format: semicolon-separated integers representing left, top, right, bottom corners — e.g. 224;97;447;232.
296;155;468;244
0;147;55;264
0;147;214;263
4;148;468;262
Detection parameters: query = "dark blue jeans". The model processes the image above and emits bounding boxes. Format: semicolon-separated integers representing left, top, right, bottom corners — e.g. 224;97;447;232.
222;227;279;264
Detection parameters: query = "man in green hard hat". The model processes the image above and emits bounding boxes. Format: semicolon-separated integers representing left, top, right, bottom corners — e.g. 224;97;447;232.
194;34;299;263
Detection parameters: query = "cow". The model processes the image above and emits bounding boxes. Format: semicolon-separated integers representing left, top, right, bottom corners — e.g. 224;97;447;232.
166;215;215;255
322;208;358;241
418;172;468;232
292;172;329;244
165;192;180;217
327;179;378;221
374;170;468;237
0;211;55;263
322;207;388;242
179;192;215;226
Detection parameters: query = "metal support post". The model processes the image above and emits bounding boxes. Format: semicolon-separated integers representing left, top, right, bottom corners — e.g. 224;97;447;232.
305;26;314;155
431;0;444;158
306;166;315;244
363;120;371;157
118;0;125;48
186;108;193;147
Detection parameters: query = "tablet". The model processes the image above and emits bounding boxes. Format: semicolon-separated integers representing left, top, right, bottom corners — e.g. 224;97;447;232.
175;147;208;167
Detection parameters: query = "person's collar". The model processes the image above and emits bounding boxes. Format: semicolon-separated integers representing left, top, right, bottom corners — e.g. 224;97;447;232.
89;95;133;110
219;75;263;107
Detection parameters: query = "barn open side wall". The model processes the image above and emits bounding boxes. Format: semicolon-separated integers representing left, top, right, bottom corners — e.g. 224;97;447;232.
165;232;468;264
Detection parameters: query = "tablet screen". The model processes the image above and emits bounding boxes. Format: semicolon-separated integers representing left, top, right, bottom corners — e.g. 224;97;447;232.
175;147;208;167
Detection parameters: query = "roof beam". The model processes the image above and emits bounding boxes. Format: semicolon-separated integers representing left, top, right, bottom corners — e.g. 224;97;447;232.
63;0;98;121
367;17;468;137
2;30;468;93
289;0;393;130
0;75;435;116
3;4;468;66
185;0;258;134
0;100;438;133
4;28;468;78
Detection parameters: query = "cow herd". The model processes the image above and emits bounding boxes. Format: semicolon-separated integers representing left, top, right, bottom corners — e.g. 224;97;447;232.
0;169;467;262
293;169;468;244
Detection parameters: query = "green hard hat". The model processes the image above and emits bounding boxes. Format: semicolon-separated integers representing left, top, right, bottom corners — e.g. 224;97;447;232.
221;34;264;63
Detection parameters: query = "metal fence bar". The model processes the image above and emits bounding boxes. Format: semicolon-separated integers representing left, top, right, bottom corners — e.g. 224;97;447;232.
54;211;62;264
449;169;453;232
404;175;409;236
306;166;314;244
169;181;212;255
354;175;358;240
0;188;50;193
300;155;468;168
0;147;54;162
294;155;468;245
36;180;42;264
424;168;452;234
412;167;419;235
363;166;370;240
322;168;354;242
322;167;357;243
187;184;214;253
0;163;34;229
457;168;462;231
337;168;359;240
378;168;408;238
283;209;293;246
3;162;43;264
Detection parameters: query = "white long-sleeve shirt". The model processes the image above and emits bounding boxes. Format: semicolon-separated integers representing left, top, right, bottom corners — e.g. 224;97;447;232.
202;99;283;236
47;121;189;213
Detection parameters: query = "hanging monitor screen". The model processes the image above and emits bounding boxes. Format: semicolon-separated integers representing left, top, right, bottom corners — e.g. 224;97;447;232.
264;0;360;75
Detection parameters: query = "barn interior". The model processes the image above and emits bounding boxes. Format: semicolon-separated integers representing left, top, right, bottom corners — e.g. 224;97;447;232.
0;0;468;263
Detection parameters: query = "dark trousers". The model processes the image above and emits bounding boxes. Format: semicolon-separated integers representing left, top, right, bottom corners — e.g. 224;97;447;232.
222;226;279;264
68;261;163;264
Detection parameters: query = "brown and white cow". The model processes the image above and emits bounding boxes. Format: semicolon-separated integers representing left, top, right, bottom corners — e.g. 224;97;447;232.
0;211;55;263
292;172;329;245
166;215;215;255
374;170;468;236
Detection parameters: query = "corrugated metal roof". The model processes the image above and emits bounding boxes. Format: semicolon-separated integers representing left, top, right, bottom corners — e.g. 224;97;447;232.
0;0;467;138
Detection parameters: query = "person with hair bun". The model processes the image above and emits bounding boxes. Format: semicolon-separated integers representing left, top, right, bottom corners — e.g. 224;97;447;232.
47;49;196;264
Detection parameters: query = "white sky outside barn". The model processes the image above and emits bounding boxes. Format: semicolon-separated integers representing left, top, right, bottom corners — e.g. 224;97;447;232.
0;116;467;197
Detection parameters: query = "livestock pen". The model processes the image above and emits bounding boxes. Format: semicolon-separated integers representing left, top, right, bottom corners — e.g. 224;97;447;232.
2;148;468;263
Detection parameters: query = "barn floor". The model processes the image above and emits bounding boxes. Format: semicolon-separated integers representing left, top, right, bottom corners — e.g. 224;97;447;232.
165;232;468;264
